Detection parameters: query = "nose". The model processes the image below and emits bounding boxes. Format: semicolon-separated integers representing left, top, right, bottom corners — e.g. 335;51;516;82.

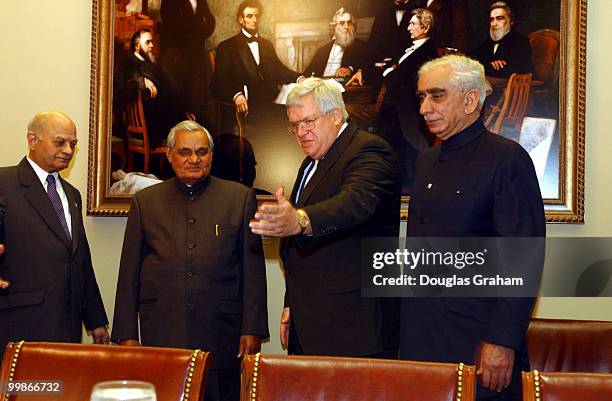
419;96;432;115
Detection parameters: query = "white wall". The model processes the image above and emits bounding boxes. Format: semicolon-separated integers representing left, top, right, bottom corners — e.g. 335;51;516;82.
0;1;609;353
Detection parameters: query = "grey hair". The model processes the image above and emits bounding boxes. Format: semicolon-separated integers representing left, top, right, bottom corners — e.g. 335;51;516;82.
27;110;73;138
285;77;348;121
330;7;356;27
167;120;215;150
490;1;515;24
418;55;491;110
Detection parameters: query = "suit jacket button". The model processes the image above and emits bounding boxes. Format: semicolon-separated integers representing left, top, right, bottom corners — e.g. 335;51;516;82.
187;243;195;249
420;217;429;224
187;218;195;224
187;271;194;277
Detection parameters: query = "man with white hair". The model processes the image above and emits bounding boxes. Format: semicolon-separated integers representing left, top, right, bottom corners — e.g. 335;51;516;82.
470;1;531;78
250;77;401;358
304;8;370;86
400;55;545;400
112;120;268;401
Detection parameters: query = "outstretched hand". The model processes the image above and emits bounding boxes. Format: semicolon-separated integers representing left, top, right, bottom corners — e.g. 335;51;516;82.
249;188;302;237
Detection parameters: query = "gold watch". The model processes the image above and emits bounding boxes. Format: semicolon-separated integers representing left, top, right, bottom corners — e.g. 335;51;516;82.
296;209;310;233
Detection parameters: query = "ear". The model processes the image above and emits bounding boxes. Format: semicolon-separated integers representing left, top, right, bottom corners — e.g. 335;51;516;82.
332;109;343;126
166;149;172;163
27;131;37;149
464;90;480;115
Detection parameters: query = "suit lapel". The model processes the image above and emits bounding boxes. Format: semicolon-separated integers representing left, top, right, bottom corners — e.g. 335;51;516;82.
236;35;262;81
295;123;356;207
17;158;71;249
290;157;312;204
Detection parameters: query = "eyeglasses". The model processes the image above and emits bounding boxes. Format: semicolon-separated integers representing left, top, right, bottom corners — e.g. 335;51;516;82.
288;114;326;135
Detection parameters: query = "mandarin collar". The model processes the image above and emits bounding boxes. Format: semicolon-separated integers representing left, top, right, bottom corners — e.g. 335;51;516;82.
440;118;486;152
174;176;210;197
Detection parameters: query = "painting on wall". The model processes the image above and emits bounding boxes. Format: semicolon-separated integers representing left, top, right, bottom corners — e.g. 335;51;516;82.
88;0;585;222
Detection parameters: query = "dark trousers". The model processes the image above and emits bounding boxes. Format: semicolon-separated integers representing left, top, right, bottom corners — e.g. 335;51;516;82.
204;369;240;401
288;317;384;359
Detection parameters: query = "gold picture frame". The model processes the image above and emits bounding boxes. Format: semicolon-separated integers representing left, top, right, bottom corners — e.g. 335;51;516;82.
87;0;585;222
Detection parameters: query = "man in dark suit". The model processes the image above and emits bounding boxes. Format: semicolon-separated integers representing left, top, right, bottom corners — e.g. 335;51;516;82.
469;1;531;78
160;0;216;123
368;0;424;64
0;111;109;358
250;77;401;358
112;120;268;401
400;55;545;401
115;28;184;148
210;0;300;132
378;7;439;192
304;8;370;86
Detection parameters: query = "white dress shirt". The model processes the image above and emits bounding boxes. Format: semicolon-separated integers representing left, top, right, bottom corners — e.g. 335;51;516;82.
189;0;197;14
242;28;260;65
26;156;72;236
323;43;345;77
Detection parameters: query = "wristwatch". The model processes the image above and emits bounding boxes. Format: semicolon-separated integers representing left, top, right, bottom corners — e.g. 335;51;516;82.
296;209;310;233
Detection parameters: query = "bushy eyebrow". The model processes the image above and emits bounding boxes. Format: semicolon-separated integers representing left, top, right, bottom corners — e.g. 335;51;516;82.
416;87;448;96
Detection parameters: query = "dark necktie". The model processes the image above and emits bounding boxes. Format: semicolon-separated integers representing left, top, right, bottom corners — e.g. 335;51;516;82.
295;160;315;203
46;175;71;240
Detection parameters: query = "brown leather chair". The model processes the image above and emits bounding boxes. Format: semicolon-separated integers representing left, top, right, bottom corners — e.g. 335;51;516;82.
241;354;476;401
526;318;612;373
0;341;210;401
522;370;612;401
126;90;168;174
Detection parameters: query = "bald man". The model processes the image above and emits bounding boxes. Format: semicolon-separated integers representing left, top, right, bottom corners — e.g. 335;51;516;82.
0;111;109;358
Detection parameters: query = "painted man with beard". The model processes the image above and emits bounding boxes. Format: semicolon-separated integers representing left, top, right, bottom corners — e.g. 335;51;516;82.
304;8;370;86
116;29;184;148
469;1;531;78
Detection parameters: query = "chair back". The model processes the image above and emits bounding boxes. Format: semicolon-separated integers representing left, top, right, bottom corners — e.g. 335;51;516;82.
0;341;210;401
241;354;475;401
486;72;532;134
126;90;149;151
529;29;560;84
526;318;612;373
522;371;612;401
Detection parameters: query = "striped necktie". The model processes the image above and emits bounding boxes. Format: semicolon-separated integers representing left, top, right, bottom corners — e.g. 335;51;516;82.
46;175;71;240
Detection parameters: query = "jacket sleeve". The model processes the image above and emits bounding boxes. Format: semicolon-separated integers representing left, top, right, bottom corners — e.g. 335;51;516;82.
111;196;146;342
240;189;269;339
210;40;244;103
485;143;545;350
301;137;400;244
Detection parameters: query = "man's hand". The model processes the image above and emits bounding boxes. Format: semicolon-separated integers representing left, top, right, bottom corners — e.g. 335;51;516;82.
91;326;110;345
118;339;141;346
234;94;249;115
335;67;352;78
249;188;303;237
346;70;364;86
237;335;261;357
144;78;158;98
280;307;291;350
0;244;8;289
475;342;515;392
490;60;507;71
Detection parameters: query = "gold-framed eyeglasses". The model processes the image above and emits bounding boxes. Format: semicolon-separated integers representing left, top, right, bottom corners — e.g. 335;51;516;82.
288;114;326;135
